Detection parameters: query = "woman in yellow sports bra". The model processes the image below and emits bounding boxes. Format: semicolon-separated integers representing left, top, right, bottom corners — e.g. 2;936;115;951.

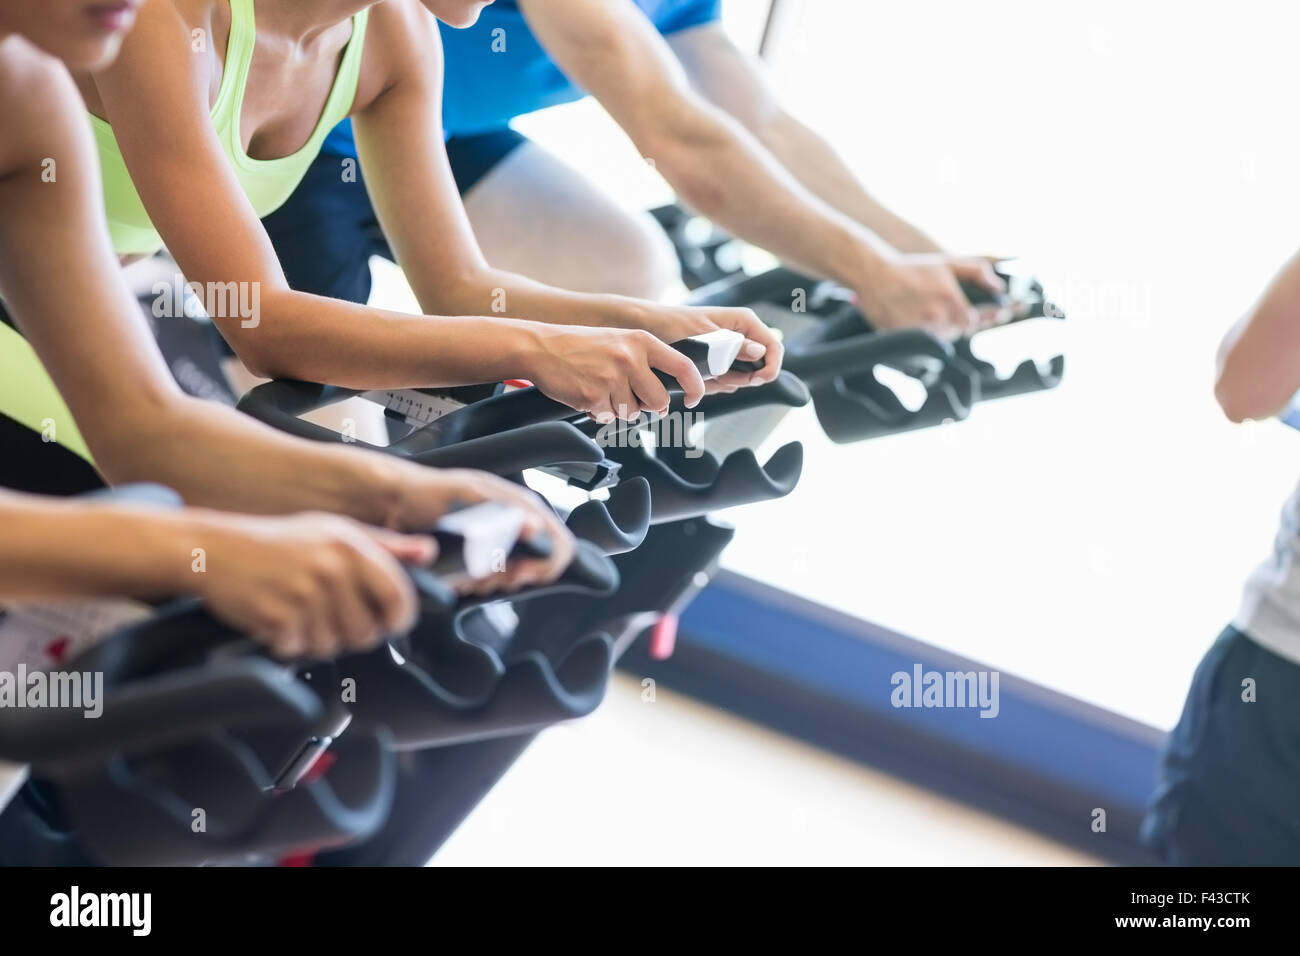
0;1;575;651
67;0;782;430
93;0;371;258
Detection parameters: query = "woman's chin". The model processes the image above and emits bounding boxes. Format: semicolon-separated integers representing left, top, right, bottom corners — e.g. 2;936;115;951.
35;32;123;70
424;1;489;30
67;35;123;70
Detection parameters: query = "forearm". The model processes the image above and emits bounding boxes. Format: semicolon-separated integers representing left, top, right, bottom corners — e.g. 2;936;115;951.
0;492;203;602
756;111;943;254
223;289;539;388
670;28;942;255
405;261;650;332
90;393;410;525
651;109;894;287
16;278;453;525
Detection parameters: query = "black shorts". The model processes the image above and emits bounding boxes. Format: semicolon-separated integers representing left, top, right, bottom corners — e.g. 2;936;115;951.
1141;624;1300;864
262;129;527;305
0;304;105;496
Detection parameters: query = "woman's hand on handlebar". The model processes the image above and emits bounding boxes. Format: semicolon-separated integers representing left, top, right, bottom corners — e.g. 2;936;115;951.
386;465;576;593
189;512;434;660
520;323;707;421
621;304;784;393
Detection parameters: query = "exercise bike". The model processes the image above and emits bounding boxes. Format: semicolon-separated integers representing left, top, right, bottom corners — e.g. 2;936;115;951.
648;204;1065;448
0;481;627;866
228;331;810;863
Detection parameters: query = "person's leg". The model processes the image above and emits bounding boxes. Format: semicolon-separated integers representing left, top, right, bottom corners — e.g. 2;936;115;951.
1142;625;1300;864
457;137;684;302
0;779;99;866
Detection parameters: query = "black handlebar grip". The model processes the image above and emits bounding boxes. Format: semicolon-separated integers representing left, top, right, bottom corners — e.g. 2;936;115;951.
688;265;814;309
565;476;651;555
450;539;619;613
785;330;953;384
407;566;458;614
2;659;322;768
959;279;1010;308
690;371;810;418
431;387;576;443
558;540;620;595
512;533;554;563
402;422;605;474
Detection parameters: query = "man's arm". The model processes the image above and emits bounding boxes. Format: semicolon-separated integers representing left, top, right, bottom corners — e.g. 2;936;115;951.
1215;250;1300;422
520;0;998;336
666;21;944;255
522;0;895;281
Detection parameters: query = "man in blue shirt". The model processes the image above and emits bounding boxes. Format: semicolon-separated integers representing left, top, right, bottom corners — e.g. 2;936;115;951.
267;0;1008;336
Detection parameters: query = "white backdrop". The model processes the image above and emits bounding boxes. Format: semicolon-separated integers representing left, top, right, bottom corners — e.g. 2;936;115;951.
511;0;1300;729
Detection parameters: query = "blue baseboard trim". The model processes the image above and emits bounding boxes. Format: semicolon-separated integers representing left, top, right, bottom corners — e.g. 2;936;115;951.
618;570;1166;863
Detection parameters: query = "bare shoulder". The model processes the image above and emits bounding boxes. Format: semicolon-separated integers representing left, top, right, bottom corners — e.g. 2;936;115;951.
167;0;225;56
160;0;220;36
0;35;87;177
354;0;444;111
75;0;225;123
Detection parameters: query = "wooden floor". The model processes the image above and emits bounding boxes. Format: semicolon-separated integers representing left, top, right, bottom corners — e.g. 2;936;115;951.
433;674;1099;866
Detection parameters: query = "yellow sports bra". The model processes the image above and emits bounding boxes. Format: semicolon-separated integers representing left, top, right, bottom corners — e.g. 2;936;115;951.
94;0;370;255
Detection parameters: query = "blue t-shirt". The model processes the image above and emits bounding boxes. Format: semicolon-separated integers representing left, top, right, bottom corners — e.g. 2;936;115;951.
322;0;722;157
